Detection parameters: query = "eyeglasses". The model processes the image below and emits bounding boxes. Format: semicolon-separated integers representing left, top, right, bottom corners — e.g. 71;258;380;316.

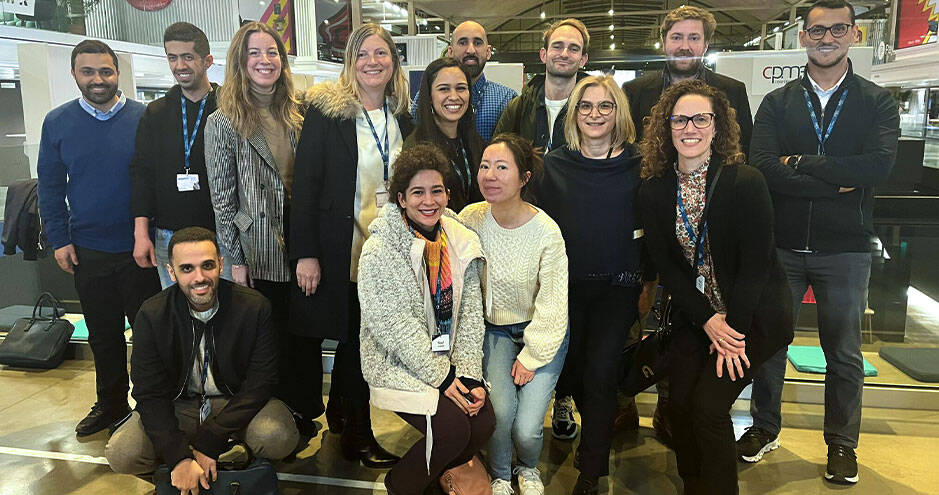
805;23;853;40
576;100;616;116
669;113;715;130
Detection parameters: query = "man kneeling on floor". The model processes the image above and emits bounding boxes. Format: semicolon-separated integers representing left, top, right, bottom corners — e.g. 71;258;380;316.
106;227;298;492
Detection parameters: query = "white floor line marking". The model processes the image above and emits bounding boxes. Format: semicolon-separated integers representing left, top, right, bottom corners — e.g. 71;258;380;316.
0;446;387;491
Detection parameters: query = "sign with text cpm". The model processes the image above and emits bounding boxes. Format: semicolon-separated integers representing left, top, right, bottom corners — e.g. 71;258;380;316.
1;0;35;16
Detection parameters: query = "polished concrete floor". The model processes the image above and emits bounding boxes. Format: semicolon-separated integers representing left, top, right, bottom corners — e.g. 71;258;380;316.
0;361;937;494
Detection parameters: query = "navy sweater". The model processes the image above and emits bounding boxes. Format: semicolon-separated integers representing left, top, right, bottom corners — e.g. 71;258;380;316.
38;99;146;252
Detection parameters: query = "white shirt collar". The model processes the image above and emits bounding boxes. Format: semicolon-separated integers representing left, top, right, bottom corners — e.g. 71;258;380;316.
806;67;848;97
78;90;126;121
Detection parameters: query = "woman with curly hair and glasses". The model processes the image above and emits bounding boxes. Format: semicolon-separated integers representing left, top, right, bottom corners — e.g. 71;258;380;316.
637;79;793;494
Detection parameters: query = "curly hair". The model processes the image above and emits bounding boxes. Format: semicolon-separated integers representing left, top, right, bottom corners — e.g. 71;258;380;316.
388;143;454;209
487;133;543;202
639;80;745;179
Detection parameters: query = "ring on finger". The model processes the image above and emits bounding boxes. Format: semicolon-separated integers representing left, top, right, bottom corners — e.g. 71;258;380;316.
718;337;725;344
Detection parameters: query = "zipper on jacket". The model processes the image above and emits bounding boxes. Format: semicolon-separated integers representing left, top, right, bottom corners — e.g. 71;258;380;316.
174;322;200;401
804;200;814;251
208;324;235;396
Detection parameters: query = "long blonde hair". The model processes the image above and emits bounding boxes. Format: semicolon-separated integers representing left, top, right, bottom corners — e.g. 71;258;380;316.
216;22;303;139
337;23;410;115
564;75;636;153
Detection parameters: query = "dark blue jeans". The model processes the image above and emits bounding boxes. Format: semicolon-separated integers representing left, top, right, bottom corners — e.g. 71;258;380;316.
750;249;871;448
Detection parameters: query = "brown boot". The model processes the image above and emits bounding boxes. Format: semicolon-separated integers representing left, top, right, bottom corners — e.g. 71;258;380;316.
614;392;640;432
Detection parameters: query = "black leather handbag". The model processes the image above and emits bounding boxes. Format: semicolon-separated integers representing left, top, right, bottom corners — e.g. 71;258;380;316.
619;293;674;396
0;292;74;369
153;458;279;495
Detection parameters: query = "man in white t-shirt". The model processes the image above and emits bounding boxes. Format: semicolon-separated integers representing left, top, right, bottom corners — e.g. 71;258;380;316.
494;18;589;153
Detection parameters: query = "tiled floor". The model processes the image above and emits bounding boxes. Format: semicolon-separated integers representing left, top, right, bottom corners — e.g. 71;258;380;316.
1;361;937;494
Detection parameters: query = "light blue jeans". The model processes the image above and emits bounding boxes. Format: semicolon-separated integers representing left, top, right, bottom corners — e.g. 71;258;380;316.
153;227;233;289
483;321;569;481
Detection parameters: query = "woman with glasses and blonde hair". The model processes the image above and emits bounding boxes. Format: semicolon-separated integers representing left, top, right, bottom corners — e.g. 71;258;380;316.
205;20;306;432
637;79;792;494
534;75;655;494
289;22;413;468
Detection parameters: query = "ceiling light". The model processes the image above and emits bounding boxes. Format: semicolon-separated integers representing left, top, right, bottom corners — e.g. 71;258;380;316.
608;8;614;15
773;26;780;33
540;11;546;19
609;24;614;31
654;41;660;49
609;43;615;49
610;34;614;39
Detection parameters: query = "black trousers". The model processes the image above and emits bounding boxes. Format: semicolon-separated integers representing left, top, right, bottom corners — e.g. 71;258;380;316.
253;279;324;420
73;247;160;408
668;325;760;495
330;283;369;403
386;395;495;494
557;280;640;478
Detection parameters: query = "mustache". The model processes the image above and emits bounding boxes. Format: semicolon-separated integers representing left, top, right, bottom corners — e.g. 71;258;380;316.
462;55;478;63
672;50;697;58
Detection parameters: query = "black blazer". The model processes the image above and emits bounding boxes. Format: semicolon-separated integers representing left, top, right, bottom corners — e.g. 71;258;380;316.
289;87;414;340
637;161;793;363
131;280;276;468
622;69;753;157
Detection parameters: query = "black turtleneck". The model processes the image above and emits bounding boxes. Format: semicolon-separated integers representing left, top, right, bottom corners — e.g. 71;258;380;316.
405;213;440;239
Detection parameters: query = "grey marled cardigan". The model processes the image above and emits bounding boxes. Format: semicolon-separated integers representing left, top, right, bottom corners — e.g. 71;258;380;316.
358;203;485;416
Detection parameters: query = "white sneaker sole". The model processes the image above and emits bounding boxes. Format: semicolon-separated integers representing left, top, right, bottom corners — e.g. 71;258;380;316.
825;471;859;484
739;438;780;463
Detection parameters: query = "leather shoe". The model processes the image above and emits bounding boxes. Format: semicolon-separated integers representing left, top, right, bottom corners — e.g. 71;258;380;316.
340;400;399;468
76;403;131;437
572;474;599;494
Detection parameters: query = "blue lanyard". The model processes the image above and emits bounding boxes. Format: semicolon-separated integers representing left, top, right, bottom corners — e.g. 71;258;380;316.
676;186;706;268
363;102;390;181
182;95;208;173
802;87;848;155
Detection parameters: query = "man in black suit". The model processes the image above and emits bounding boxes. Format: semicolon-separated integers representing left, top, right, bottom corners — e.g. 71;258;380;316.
620;5;753;446
622;5;752;156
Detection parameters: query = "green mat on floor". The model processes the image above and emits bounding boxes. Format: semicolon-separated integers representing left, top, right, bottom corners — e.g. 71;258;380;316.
787;345;878;377
71;318;130;341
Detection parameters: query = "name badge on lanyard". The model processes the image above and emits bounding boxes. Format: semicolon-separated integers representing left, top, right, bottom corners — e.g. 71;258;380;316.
179;95;208;192
363;103;392;208
677;186;708;295
802;87;847;156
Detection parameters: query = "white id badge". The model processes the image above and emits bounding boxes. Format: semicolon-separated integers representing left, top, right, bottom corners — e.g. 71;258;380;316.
375;189;390;209
696;275;706;294
431;334;451;352
199;397;211;423
176;174;200;192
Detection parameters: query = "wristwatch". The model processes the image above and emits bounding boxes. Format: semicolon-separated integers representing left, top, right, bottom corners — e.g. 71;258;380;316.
786;154;803;169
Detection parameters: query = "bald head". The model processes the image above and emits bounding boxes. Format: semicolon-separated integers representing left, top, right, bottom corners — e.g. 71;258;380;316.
448;21;491;80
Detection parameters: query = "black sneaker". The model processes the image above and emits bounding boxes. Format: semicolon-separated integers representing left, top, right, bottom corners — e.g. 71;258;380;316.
736;426;780;463
552;395;578;440
76;403;131;437
825;444;859;484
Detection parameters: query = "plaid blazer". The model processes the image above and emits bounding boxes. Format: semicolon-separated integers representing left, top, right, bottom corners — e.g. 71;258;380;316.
205;110;295;283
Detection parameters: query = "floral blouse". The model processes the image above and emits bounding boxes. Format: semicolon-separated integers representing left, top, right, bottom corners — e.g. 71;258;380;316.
675;164;726;313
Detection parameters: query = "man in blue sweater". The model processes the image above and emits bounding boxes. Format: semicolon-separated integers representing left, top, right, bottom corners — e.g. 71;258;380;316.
37;40;161;437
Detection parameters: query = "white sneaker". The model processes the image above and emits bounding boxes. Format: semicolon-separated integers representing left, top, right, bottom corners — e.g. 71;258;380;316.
514;467;544;495
491;478;514;495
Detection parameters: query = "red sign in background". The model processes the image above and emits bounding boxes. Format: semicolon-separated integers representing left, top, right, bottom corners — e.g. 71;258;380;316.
896;0;939;49
126;0;173;12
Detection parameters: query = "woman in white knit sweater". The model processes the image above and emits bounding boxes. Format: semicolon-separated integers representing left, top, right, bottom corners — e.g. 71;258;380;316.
459;133;569;495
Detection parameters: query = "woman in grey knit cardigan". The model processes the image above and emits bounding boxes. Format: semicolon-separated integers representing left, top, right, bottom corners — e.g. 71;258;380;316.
358;144;495;494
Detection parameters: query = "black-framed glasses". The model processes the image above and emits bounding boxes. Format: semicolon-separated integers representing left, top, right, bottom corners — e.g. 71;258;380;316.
669;113;715;130
805;23;853;40
576;100;616;116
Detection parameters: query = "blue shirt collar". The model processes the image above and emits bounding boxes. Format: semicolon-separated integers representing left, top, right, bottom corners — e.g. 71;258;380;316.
78;90;127;121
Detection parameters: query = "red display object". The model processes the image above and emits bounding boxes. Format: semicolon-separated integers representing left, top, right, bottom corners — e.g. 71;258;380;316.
126;0;173;12
896;0;939;49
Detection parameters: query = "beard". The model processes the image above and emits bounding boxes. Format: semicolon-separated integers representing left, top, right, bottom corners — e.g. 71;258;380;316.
545;59;580;78
182;279;217;311
460;55;484;78
80;82;118;105
666;50;703;77
807;45;848;68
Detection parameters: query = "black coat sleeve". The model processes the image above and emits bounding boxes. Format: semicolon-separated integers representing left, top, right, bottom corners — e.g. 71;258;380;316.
130;106;157;219
795;90;899;188
290;107;330;261
130;308;192;469
191;300;277;459
732;82;753;158
724;168;776;334
637;180;716;328
750;93;841;199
